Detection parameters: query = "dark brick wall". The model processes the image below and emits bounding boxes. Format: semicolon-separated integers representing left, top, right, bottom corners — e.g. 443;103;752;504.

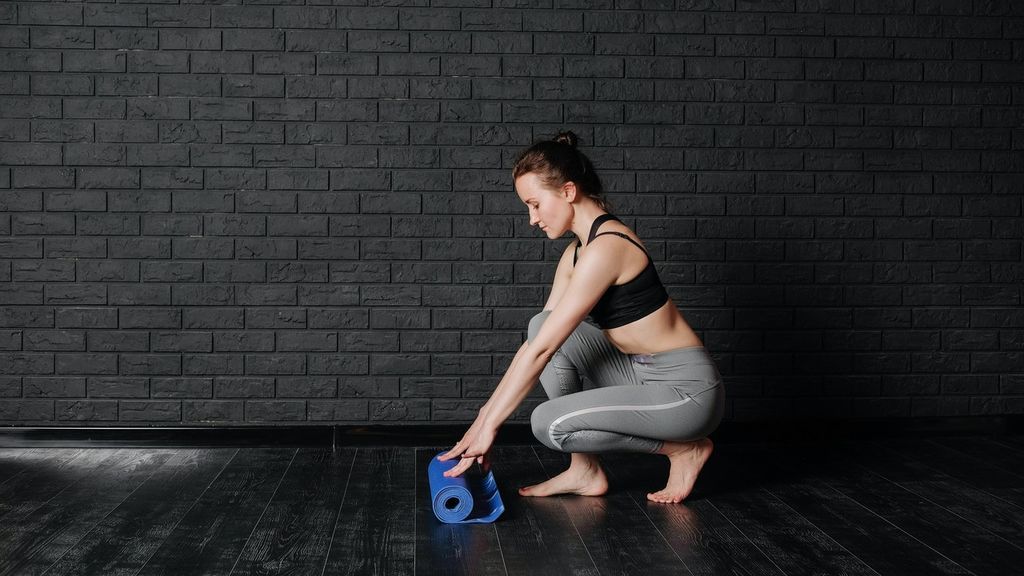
0;0;1022;427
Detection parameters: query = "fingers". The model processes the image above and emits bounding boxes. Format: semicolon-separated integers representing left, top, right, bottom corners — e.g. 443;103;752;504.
443;457;474;478
439;450;462;462
437;440;466;462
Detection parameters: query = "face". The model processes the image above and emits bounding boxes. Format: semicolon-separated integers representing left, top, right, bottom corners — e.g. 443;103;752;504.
514;172;576;239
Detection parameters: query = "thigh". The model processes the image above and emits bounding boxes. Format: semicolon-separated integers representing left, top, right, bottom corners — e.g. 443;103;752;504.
534;382;718;443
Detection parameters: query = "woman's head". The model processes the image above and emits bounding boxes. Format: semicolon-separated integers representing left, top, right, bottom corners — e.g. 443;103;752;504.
512;131;611;238
512;131;609;211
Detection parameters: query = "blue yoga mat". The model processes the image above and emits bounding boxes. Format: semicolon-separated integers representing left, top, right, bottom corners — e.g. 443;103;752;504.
427;451;505;524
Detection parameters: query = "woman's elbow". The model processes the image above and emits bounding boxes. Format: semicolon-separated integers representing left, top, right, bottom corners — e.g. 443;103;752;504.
524;341;556;367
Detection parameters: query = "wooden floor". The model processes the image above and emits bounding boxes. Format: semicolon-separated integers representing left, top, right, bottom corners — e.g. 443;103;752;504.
1;435;1023;576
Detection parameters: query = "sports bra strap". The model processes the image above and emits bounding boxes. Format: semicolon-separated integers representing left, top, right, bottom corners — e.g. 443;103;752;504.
592;231;651;257
573;212;618;264
574;213;619;265
587;213;621;244
573;227;652;266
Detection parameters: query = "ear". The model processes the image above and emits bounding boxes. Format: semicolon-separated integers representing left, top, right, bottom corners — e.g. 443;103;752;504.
560;181;578;202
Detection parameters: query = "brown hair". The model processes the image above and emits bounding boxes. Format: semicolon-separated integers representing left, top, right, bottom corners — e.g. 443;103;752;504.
512;131;612;212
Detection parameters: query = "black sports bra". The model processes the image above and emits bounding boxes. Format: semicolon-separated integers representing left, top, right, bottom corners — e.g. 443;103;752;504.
573;214;670;329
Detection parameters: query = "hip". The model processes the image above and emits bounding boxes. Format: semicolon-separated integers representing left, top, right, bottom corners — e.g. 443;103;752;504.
628;345;723;393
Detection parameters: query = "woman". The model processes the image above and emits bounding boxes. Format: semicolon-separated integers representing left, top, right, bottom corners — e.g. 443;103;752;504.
439;132;725;503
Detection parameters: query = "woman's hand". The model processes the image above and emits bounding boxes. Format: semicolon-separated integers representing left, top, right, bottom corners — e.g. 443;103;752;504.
438;418;497;478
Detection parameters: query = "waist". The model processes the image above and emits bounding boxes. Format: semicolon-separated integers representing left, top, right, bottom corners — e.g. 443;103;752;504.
629;345;712;366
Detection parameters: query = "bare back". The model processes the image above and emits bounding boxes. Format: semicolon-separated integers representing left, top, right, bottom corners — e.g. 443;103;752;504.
547;222;703;356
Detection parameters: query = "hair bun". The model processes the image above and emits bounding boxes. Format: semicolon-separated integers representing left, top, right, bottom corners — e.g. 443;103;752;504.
553;131;578;148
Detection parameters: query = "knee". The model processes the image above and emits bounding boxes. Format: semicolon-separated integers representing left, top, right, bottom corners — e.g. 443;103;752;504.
527;309;552;343
530;403;563;452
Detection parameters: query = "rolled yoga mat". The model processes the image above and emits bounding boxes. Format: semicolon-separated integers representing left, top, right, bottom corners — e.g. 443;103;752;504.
427;450;505;524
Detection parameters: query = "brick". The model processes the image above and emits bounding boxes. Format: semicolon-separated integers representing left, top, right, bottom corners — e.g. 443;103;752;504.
183;400;243;422
349;31;409;52
399;8;459;30
255;53;314;75
96;29;157;51
224;30;284;51
119;400;181;421
318;54;378;75
160;30;220;51
31;28;94;50
309;400;368;420
411;31;471;53
56;400;118;421
211;6;272;27
21;5;81;26
286;30;346;52
339;8;398;29
85;5;148;28
273;8;334;29
379;54;440;76
148;7;210;27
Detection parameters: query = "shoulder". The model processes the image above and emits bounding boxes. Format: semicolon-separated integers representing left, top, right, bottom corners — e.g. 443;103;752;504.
576;231;633;265
596;218;637;238
589;220;643;250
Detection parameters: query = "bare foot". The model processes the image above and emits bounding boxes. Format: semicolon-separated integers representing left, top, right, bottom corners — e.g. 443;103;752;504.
519;459;609;498
647;437;714;503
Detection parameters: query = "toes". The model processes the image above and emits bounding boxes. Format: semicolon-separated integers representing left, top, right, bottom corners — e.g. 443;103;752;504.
520;486;546;497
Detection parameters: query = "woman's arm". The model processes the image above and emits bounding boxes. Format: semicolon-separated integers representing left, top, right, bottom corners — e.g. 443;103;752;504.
439;237;623;476
476;242;576;423
480;238;625;429
481;342;550;429
476;339;531;422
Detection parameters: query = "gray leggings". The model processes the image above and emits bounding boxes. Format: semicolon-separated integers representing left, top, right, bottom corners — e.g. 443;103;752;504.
526;310;725;455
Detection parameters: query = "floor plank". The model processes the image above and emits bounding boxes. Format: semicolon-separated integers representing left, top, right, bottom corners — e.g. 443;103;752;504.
687;443;879;576
0;449;174;576
322;447;415;576
414;447;506;576
849;440;1024;548
0;449;33;485
806;440;1024;576
601;448;787;576
490;445;599;576
736;442;973;576
137;448;295;576
0;449;85;521
227;447;357;576
532;447;689;575
880;437;1024;509
935;435;1024;480
41;448;236;576
991;434;1024;450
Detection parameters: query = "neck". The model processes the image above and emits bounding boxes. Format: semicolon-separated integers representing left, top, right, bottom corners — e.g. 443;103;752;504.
571;203;610;246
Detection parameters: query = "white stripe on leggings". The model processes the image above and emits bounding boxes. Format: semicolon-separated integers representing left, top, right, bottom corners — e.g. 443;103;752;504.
548;396;693;450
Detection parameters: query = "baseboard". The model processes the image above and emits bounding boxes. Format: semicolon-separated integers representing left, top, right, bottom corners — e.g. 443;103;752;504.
0;416;1020;448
